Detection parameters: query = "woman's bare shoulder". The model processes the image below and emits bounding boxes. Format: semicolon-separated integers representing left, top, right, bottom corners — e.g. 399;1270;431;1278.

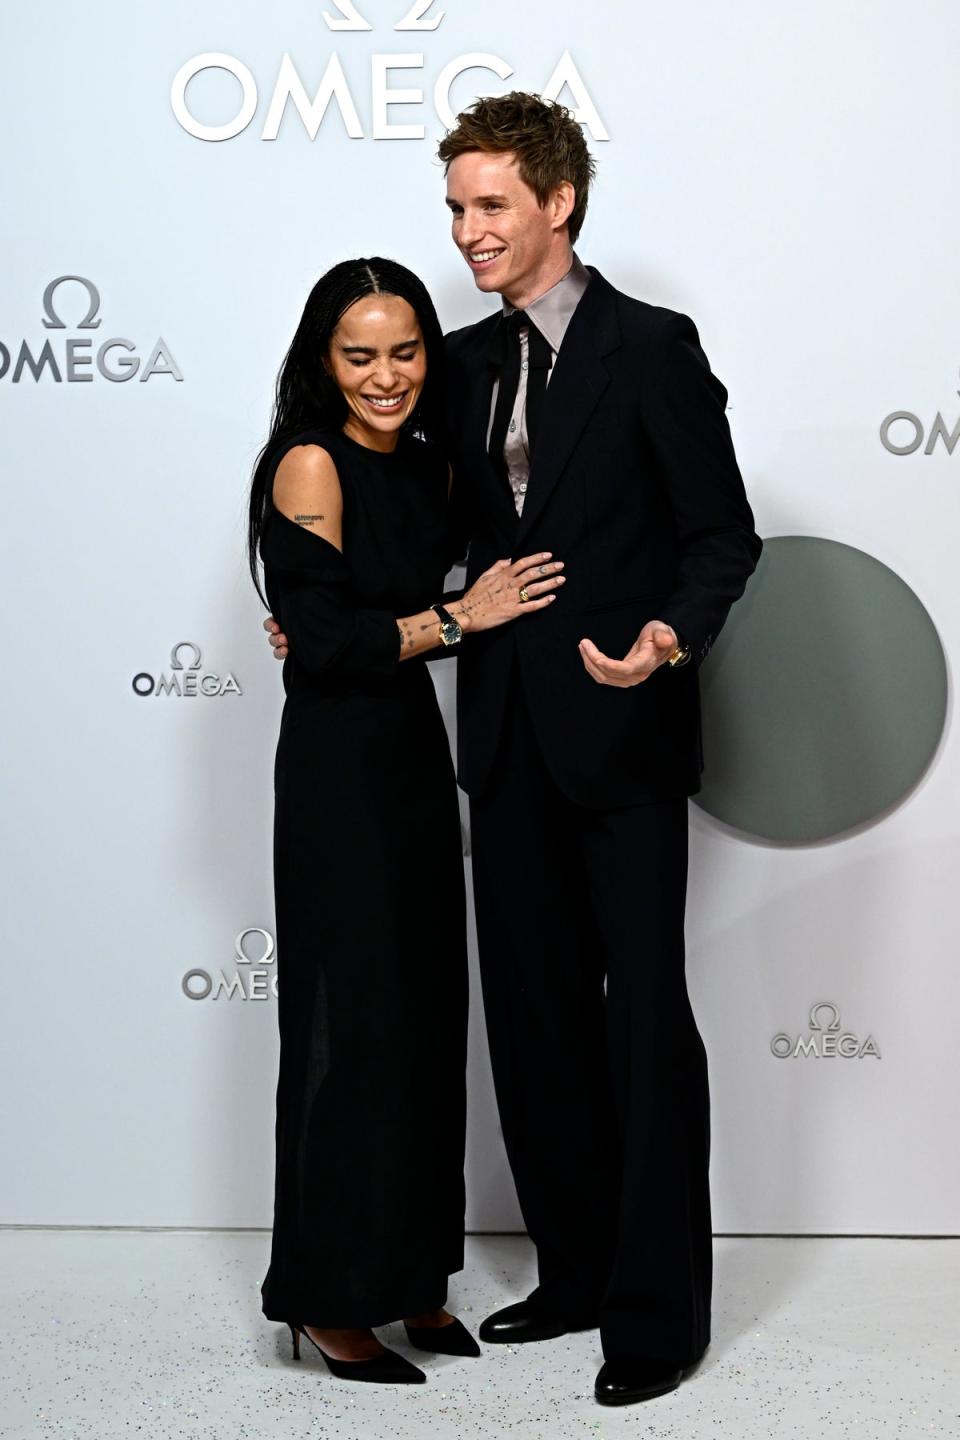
272;444;343;544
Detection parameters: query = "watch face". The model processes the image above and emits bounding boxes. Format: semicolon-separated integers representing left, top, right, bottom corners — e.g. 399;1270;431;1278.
440;620;462;647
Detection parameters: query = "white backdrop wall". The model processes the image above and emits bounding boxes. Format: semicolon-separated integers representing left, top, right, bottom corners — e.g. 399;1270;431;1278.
2;0;958;1233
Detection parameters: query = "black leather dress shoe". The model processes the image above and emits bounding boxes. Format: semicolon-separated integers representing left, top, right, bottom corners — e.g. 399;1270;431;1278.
595;1357;684;1405
478;1300;586;1344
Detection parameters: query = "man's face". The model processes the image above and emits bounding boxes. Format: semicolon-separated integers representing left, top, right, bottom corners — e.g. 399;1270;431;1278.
445;150;561;302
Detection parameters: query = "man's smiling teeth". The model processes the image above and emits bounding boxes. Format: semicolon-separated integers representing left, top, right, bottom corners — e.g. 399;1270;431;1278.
469;249;505;262
364;394;405;409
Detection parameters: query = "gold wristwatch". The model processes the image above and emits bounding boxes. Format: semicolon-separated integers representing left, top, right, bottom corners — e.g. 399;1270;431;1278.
432;603;463;647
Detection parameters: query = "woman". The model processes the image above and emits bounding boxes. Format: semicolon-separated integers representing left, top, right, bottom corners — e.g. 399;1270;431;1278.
248;257;564;1386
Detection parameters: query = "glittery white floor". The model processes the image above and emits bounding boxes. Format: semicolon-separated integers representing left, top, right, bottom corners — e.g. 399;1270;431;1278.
1;1231;958;1439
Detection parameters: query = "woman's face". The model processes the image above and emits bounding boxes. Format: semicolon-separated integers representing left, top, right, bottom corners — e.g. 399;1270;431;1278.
326;293;427;449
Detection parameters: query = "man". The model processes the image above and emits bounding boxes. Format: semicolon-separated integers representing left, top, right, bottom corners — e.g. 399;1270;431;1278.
267;92;761;1406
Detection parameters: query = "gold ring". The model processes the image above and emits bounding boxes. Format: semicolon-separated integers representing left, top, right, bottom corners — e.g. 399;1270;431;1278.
519;586;530;603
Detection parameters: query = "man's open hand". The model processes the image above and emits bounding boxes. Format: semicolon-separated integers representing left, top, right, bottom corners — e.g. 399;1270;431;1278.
578;620;678;687
263;615;289;660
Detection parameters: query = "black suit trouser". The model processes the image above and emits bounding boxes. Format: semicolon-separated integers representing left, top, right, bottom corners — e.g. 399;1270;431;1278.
468;670;712;1364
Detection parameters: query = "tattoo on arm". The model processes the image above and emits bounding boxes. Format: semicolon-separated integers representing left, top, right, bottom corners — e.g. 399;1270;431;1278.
397;619;416;651
294;513;325;526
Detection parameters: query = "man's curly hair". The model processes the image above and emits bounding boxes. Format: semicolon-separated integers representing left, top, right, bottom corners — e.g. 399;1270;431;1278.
437;92;595;244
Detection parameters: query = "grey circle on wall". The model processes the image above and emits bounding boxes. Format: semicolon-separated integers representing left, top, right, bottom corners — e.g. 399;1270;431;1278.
693;536;948;843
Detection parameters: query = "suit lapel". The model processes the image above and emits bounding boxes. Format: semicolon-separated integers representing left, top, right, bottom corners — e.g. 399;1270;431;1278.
515;269;620;545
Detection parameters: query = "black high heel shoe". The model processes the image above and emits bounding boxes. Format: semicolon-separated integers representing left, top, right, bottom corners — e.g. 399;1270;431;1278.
403;1316;481;1357
288;1323;426;1384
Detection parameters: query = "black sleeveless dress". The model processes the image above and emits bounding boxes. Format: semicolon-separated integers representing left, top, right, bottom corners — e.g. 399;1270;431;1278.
258;427;467;1328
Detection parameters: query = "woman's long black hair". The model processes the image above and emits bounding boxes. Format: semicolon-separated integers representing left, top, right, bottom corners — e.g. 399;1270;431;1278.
247;257;447;605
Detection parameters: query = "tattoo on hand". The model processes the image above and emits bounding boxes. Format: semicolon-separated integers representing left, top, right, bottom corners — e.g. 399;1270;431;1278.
294;513;325;526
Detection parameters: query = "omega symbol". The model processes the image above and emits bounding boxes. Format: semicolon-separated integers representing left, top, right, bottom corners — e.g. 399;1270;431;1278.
322;0;445;30
235;928;276;965
42;276;102;330
169;641;203;672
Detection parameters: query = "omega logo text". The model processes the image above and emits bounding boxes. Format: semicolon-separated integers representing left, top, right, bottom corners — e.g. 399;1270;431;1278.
171;31;607;143
0;277;183;385
182;928;278;1001
771;1002;881;1060
132;642;242;699
880;369;960;455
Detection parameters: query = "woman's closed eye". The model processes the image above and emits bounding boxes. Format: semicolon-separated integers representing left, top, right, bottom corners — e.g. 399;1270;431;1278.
348;349;418;369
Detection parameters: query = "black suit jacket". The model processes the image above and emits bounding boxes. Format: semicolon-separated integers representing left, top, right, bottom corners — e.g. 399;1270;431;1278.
444;266;762;808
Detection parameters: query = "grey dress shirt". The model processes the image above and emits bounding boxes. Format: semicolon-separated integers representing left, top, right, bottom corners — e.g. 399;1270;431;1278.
487;253;592;515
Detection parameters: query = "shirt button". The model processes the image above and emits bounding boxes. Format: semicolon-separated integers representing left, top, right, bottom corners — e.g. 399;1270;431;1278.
519;482;527;493
509;420;516;433
521;361;528;371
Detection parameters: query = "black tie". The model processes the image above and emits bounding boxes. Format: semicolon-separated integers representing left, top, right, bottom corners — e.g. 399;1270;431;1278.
487;309;552;475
